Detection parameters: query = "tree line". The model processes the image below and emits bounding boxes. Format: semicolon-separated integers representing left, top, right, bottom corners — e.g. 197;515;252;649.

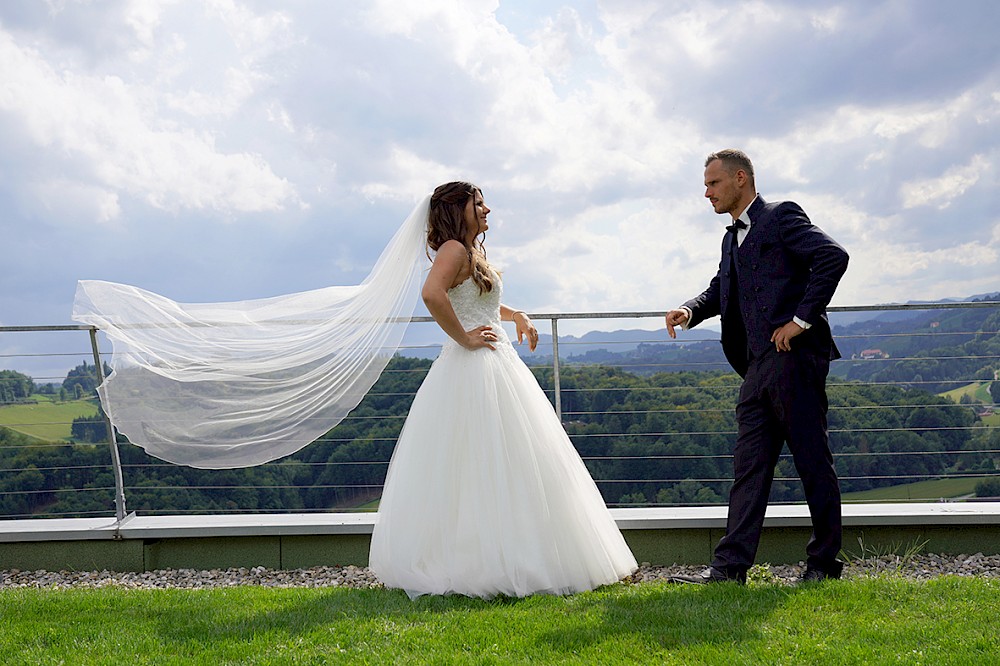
831;305;1000;393
1;301;998;518
1;354;996;518
0;361;112;404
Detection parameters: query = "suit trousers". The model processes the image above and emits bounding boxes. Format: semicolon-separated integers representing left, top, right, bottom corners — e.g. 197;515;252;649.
712;345;842;574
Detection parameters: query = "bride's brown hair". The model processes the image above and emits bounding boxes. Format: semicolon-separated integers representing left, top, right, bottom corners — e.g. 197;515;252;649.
427;181;494;294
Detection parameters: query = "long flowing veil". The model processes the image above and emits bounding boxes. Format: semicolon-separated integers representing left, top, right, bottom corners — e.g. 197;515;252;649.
72;195;431;469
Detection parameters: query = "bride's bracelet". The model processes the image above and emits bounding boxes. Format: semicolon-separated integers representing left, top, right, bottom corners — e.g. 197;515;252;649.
510;310;528;320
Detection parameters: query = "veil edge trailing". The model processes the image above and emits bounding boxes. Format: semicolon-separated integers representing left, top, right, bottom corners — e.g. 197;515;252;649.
72;194;432;469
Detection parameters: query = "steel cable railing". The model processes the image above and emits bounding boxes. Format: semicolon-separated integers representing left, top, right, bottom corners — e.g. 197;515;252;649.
1;300;998;518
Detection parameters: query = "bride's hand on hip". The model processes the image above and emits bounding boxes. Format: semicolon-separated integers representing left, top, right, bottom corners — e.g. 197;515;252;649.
464;325;497;351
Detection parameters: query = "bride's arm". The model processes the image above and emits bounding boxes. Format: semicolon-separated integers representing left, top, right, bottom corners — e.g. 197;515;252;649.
423;240;497;351
500;305;539;351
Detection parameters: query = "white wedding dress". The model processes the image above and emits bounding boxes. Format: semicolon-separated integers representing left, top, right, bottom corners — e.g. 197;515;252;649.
368;270;637;599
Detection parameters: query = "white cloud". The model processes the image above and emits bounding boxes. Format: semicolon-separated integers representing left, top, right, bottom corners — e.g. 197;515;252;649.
0;21;299;219
350;0;997;313
364;0;502;70
123;0;173;60
809;6;843;33
358;147;454;203
491;194;715;316
166;66;262;117
527;7;590;82
0;0;998;353
900;155;989;210
205;0;293;53
374;0;700;195
27;179;123;225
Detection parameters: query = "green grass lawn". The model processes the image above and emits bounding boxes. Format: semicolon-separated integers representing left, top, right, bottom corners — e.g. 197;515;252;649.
1;577;998;665
0;395;99;441
842;476;981;502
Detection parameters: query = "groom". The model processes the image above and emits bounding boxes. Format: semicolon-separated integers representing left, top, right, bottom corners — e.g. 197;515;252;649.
665;149;849;584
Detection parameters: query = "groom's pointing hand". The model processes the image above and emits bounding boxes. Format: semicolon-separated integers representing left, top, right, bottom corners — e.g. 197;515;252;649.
665;309;689;339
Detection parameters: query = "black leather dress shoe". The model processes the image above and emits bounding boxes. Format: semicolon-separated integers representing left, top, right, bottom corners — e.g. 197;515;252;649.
796;567;841;584
668;567;746;585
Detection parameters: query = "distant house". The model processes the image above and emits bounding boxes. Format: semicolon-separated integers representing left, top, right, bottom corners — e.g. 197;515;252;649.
859;349;889;360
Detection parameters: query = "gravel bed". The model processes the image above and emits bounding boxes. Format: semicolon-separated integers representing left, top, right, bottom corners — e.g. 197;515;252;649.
633;552;1000;585
3;553;1000;590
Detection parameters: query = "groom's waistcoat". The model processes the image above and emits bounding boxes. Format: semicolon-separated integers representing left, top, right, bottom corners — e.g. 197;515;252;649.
684;196;849;377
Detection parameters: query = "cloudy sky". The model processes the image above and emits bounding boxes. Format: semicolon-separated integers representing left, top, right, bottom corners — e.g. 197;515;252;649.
1;0;998;378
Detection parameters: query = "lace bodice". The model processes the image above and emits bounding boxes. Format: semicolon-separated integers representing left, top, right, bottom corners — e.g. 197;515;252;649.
444;269;514;355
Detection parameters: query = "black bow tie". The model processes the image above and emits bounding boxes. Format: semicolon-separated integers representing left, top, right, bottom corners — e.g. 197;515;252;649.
726;219;748;234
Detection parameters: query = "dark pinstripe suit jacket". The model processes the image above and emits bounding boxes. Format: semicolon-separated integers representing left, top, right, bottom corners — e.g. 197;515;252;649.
683;196;849;377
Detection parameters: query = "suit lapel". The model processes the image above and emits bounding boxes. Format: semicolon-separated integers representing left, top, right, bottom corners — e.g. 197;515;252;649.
744;195;766;243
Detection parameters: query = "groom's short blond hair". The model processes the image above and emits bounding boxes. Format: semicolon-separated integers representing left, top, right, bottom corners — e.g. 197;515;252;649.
706;149;755;185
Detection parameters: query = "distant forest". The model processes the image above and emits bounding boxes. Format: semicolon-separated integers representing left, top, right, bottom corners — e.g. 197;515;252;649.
541;294;1000;395
0;301;998;518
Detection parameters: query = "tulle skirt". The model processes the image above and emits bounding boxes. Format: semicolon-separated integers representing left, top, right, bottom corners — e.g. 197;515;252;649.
368;342;637;599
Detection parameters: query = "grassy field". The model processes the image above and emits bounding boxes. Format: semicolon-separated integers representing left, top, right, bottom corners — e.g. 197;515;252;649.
937;381;999;424
0;395;99;441
1;577;998;665
939;381;993;404
842;476;981;502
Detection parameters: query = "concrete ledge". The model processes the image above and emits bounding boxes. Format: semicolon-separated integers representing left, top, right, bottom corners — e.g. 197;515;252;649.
3;503;1000;571
7;502;1000;544
0;516;122;542
116;512;378;539
611;502;1000;529
0;512;377;543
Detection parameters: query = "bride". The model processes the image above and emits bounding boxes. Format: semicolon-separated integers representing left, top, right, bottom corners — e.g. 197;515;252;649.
367;182;636;598
72;181;636;599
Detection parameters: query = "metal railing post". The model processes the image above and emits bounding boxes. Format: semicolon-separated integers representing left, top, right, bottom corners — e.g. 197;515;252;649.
551;317;562;420
88;328;127;521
